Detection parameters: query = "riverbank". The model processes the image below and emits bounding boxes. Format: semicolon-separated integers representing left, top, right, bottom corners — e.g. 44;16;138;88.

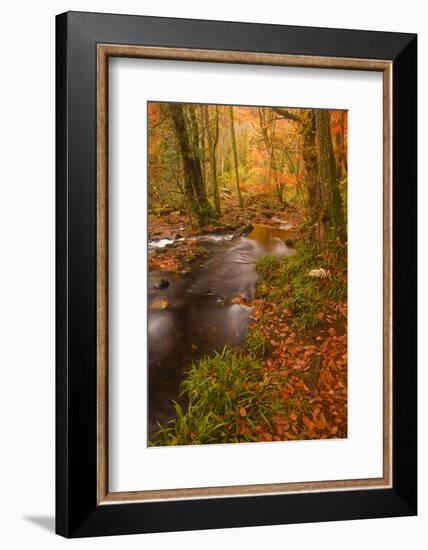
148;196;303;274
149;204;348;446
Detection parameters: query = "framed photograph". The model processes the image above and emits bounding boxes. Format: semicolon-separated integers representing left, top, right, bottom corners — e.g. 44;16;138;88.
56;11;417;537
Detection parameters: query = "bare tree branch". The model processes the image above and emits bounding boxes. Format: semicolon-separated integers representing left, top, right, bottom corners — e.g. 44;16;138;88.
271;107;302;123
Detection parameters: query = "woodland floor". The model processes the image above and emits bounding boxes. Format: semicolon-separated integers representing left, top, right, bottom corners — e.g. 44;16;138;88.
149;196;347;444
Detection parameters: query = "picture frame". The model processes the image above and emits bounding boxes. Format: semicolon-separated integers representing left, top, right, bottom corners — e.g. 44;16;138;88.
56;11;417;538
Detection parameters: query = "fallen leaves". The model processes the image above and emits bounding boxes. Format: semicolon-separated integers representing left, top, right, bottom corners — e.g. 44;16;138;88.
302;416;314;430
149;240;207;273
150;299;169;310
247;281;348;442
149;255;181;272
231;295;248;306
149;200;347;445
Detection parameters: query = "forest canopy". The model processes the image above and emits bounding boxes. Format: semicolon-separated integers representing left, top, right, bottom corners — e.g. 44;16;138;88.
148;101;347;244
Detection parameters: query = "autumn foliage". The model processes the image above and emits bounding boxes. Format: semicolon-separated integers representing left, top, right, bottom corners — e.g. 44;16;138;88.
148;101;348;446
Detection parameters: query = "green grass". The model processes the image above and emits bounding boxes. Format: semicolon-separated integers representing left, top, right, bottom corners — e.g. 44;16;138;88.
150;347;292;446
254;241;347;330
255;254;280;279
245;327;267;358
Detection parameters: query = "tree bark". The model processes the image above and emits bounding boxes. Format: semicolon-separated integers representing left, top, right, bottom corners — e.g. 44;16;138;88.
315;110;346;241
271;106;301;123
198;105;208;189
258;107;284;203
228;106;244;208
340;111;347;176
186;105;206;191
299;110;324;242
204;105;221;215
167;103;215;226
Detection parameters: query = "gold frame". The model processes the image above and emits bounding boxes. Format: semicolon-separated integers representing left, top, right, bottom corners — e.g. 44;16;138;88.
96;44;392;505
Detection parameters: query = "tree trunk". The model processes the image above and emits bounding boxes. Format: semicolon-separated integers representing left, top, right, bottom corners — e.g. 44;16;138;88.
198;105;208;189
340;111;347;176
187;105;206;192
300;110;324;242
167;103;215;226
315;110;346;241
204;105;221;215
228;106;244;208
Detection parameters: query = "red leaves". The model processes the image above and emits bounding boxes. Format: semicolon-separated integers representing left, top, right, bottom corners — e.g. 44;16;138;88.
302;416;314;430
248;275;347;443
280;389;291;400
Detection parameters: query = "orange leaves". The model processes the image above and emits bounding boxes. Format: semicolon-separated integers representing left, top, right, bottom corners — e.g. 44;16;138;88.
149;299;169;310
148;103;161;127
239;406;247;418
231;295;247;306
312;414;328;431
247;264;348;443
270;415;290;439
302;416;314;430
148;240;206;273
149;255;181;272
237;421;250;436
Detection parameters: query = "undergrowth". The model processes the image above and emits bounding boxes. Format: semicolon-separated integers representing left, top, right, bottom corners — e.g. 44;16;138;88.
150;347;303;446
150;240;347;447
255;240;347;330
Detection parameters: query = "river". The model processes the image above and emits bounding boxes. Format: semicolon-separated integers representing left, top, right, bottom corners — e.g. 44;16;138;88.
148;223;294;441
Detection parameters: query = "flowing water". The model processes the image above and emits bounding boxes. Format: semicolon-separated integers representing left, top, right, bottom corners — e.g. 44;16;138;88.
148;223;294;440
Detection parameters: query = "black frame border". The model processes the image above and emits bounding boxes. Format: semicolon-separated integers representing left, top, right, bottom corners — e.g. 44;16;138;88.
56;11;417;538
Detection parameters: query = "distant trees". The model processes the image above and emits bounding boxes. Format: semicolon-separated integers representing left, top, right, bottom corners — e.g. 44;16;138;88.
148;102;348;240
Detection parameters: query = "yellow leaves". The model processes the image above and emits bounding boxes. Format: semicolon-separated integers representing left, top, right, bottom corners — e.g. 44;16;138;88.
231;295;247;305
150;299;169;310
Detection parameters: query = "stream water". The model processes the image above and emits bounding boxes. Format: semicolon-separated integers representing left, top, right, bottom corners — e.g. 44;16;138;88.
148;223;294;440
